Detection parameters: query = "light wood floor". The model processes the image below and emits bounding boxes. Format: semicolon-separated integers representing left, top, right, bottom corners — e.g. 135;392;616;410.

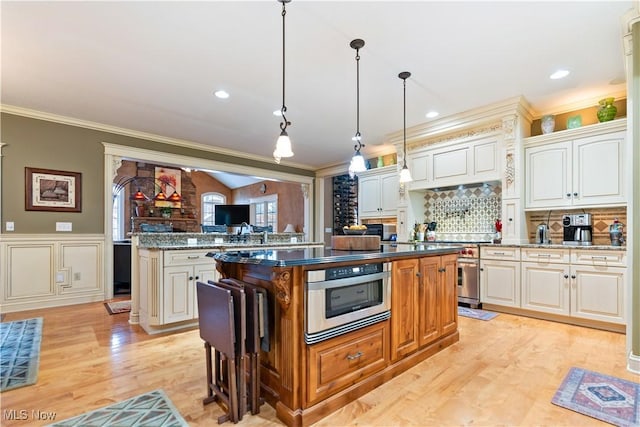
1;299;636;426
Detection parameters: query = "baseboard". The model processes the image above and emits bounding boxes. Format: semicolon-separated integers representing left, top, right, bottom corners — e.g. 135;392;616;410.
628;350;640;374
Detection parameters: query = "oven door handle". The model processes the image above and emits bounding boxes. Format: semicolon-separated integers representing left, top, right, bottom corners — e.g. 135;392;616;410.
307;272;389;290
457;259;479;265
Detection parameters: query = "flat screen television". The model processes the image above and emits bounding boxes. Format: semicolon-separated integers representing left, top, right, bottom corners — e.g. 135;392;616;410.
214;204;250;226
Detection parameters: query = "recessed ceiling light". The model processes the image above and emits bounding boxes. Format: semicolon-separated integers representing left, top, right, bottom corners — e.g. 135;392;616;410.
549;69;570;80
426;111;439;119
214;90;230;99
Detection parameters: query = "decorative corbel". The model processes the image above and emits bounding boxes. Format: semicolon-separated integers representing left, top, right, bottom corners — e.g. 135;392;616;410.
272;268;292;310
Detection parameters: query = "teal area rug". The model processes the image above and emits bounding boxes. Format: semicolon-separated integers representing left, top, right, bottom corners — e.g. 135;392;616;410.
48;389;189;426
552;367;640;427
0;317;43;392
458;306;498;321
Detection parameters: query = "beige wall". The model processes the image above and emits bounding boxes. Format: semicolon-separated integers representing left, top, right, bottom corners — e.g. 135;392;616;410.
0;112;314;234
232;181;304;233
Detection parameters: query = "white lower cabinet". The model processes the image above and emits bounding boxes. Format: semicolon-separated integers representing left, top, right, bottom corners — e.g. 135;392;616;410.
571;264;625;324
483;246;626;326
521;262;570;316
139;249;219;332
480;247;521;308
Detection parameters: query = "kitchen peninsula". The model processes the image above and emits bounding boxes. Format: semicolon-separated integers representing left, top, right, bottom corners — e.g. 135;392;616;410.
131;231;323;334
213;243;461;427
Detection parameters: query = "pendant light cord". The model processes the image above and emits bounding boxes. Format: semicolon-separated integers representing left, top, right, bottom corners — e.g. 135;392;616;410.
350;39;365;153
403;77;407;167
280;1;290;132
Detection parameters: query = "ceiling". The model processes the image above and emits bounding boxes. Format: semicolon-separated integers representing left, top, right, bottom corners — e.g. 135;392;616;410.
1;1;633;174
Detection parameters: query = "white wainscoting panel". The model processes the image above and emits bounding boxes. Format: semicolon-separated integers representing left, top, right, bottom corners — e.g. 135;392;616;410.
0;234;105;313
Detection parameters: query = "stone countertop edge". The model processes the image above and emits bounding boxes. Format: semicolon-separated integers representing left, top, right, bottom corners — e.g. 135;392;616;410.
211;245;462;267
138;242;326;250
480;243;626;251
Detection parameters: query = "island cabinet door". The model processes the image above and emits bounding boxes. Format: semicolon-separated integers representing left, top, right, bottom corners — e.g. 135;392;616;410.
391;259;420;361
439;254;459;337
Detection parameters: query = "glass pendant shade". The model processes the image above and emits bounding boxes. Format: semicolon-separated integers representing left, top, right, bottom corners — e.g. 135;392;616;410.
399;164;413;183
350;152;367;174
273;130;294;161
130;189;149;201
167;191;182;203
153;191;168;202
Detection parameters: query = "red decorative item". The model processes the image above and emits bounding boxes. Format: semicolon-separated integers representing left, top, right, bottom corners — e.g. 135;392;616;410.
495;219;502;232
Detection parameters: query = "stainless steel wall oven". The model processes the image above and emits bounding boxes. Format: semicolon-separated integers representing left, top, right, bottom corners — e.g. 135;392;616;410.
456;244;481;308
305;262;391;344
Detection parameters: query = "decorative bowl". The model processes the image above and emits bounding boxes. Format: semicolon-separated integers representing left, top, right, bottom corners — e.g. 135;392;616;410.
343;227;367;235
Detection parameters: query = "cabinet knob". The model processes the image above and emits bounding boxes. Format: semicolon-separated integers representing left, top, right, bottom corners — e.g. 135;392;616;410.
571;274;576;279
480;268;484;272
564;274;569;279
416;272;421;277
566;193;572;198
195;276;199;280
508;218;513;222
189;276;194;281
573;192;578;197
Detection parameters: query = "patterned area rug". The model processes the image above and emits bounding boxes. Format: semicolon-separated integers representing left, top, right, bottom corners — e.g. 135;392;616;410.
458;306;498;321
104;300;131;315
0;317;43;392
48;389;189;426
552;367;640;427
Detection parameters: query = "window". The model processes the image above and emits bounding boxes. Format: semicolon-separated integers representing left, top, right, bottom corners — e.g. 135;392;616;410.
202;192;226;225
251;195;278;231
112;184;125;241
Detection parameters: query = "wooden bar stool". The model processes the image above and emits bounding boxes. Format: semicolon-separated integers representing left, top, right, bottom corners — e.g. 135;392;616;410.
196;281;240;424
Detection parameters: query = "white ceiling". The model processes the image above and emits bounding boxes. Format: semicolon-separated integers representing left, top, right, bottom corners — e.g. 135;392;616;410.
1;1;633;173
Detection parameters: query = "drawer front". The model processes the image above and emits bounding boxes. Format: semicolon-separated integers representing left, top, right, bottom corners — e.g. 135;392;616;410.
480;246;520;261
571;250;626;267
307;321;389;404
163;250;214;267
521;248;569;264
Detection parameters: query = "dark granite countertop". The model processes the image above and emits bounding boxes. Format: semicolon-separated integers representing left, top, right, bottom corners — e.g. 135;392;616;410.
211;242;463;267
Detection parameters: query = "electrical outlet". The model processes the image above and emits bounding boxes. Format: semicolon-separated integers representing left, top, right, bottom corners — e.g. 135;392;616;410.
6;222;14;231
56;273;64;283
73;272;81;281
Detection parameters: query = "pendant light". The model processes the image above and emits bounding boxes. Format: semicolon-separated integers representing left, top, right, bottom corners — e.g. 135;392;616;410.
273;0;294;164
398;71;413;183
349;38;367;178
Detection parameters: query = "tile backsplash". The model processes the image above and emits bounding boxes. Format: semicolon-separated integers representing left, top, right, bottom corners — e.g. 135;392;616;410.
526;208;627;245
423;182;501;241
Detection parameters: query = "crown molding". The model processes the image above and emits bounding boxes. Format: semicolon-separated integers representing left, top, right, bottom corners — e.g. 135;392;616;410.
384;96;534;148
1;104;314;172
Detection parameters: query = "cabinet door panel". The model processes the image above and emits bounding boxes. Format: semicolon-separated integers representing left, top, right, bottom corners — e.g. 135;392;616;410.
571;266;625;324
521;263;570;315
473;141;497;176
391;259;419;360
573;132;625;206
418;257;439;346
380;173;399;216
193;263;219;318
433;147;469;182
439;255;458;337
525;142;571;208
480;260;520;307
358;176;381;217
163;266;193;323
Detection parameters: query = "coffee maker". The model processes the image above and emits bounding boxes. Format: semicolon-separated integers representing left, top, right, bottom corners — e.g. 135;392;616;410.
562;214;592;246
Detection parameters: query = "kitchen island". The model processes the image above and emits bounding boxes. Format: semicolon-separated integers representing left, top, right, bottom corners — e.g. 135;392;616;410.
213;243;461;427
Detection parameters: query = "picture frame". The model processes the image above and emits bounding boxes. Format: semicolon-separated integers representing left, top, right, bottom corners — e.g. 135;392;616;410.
25;167;82;212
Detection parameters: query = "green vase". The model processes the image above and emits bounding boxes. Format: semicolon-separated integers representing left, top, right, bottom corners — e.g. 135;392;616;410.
596;97;617;122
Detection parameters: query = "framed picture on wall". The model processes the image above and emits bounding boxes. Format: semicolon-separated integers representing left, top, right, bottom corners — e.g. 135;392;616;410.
25;167;82;212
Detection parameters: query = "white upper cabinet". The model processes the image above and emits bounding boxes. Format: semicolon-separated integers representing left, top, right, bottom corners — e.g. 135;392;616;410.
408;136;500;190
358;166;399;218
524;121;626;210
